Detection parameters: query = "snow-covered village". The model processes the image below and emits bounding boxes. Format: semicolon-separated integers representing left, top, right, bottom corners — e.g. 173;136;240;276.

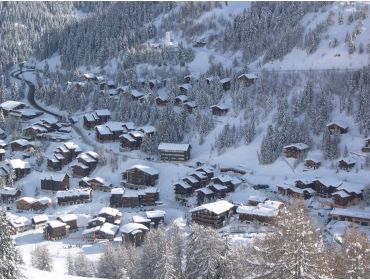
1;1;370;279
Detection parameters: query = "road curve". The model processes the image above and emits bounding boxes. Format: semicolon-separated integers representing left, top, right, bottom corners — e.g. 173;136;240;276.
10;69;63;120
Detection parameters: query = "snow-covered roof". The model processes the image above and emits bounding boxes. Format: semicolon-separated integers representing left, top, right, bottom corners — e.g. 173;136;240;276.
111;188;124;195
128;164;159;175
210;105;229;110
190;200;234;215
326;121;348;129
99;207;120;217
179;83;192;91
182;176;199;184
146;210;165;219
105;121;124;132
32;214;48;224
210;184;228;191
158;143;190;152
47;220;66;228
139;125;156;134
100;222;119;235
175;95;188;102
84;113;97;122
130;89;145;98
248;195;267;203
95;125;112;135
174;181;193;189
332;190;351;198
120;222;149;234
77;153;97;163
58;214;78;223
237;205;277;217
90;176;110;186
219;78;231;84
238;73;258;80
56;188;91;198
10;139;30;146
84;73;96;79
9;216;30;228
129;131;144;138
8;159;30;169
41;116;58;125
88;217;106;224
338;157;356;165
120;134;135;142
283;143;309;150
17;197;36;204
82;226;100;235
196;187;214;195
184;101;197;108
123;122;135;131
314;177;342;188
0;187;18;196
131;215;151;224
330;208;370;220
36;197;51;205
338;182;364;194
64;141;80;150
0;100;25;111
42;173;68;182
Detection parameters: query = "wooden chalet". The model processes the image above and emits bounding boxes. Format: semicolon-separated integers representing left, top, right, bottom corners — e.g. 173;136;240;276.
7;159;31;180
31;214;48;229
183;101;197;113
10;139;33;152
212;175;242;192
72;163;90;177
120;133;141;150
47;156;62;171
175;95;188;106
32;197;51;211
182;175;201;190
57;214;78;232
237;73;257;86
210;105;229;116
190;171;209;187
158;143;191;161
16;197;36;211
196;187;215;205
326;122;348;135
131;215;151;228
41;173;70;191
0;187;21;203
87;217;106;229
43;220;67;240
208;184;228;199
23;124;49;138
145;210;165;228
237;200;284;225
138;125;156;137
195;166;215;179
193;39;207;48
330;208;370;226
332;191;359;208
219;78;231;91
84;177;113;192
190;200;234;229
83;112;100;129
277;183;315;200
120;223;149;246
179;83;192;94
155;96;168;106
98;207;123;224
338;158;356;171
110;187;159;208
83;222;119;241
312;178;342;198
0;100;27;116
8;216;31;234
56;188;92;206
304;158;321;170
282;143;309;159
95;125;114;141
83;73;97;81
248;195;268;206
174;181;193;200
77;151;99;170
122;165;159;187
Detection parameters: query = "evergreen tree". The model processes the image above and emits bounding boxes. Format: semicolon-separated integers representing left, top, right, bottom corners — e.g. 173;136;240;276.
31;246;53;272
0;208;22;279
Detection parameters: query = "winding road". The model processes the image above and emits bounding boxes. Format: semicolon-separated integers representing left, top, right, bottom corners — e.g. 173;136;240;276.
10;67;97;148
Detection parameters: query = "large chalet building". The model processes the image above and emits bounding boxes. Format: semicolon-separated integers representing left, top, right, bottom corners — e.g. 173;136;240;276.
122;165;159;187
41;173;70;191
190;200;234;229
158;143;191;161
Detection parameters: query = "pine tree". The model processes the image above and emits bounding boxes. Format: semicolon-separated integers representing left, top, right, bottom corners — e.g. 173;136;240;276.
0;208;22;279
250;201;330;278
72;252;95;277
31;246;53;272
185;224;225;279
97;244;126;279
